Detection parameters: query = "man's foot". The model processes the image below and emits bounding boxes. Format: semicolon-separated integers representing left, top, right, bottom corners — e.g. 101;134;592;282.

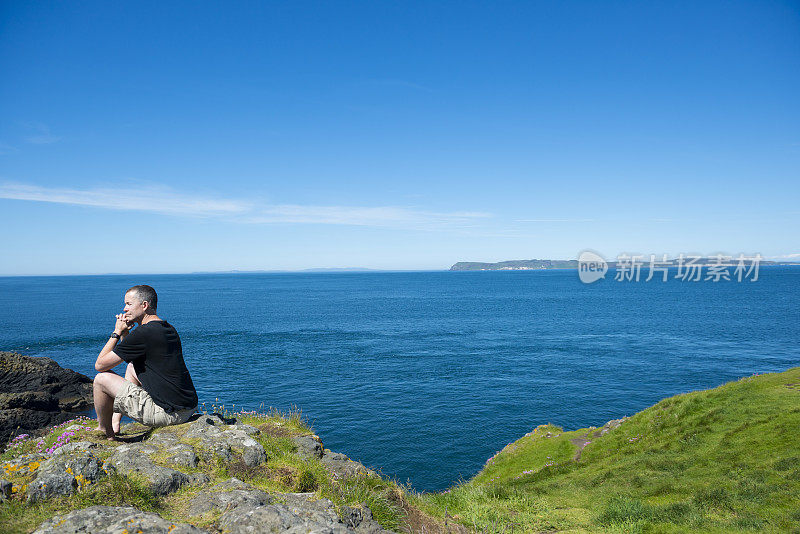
95;427;117;440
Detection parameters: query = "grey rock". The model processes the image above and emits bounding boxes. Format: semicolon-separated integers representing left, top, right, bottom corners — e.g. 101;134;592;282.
27;472;76;502
164;443;200;468
190;472;210;485
106;443;192;495
190;413;228;429
217;427;264;463
275;491;317;507
214;477;259;491
240;439;268;467
321;451;371;479
32;505;203;534
50;440;97;457
340;505;395;534
230;422;260;436
218;492;395;534
187;477;272;516
184;414;267;467
292;435;323;459
39;450;105;481
148;432;180;446
218;501;349;534
1;478;12;499
598;417;628;436
27;451;106;502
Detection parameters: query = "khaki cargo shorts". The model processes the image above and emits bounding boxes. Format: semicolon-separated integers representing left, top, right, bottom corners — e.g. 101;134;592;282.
113;380;196;428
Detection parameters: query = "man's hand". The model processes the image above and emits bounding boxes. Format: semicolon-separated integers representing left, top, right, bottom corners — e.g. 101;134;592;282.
98;314;130;371
114;313;132;335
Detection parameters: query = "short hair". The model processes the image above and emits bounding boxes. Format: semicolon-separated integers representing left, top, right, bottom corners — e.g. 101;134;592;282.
126;285;158;312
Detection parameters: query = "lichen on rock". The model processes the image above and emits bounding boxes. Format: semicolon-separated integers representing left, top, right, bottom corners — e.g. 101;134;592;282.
106;442;201;496
27;449;106;501
32;505;204;534
183;413;268;467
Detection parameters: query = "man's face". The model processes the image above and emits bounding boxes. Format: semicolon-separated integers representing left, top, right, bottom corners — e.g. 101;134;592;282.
123;291;148;324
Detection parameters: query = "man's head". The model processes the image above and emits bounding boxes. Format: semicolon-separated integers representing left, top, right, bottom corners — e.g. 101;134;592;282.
123;285;158;324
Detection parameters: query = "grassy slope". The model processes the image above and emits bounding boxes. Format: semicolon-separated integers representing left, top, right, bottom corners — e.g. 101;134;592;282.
415;367;800;532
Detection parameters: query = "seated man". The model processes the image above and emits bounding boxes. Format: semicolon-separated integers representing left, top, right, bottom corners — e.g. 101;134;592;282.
94;284;198;439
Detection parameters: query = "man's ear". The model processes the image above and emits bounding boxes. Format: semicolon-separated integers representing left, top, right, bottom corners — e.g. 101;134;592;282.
141;300;150;312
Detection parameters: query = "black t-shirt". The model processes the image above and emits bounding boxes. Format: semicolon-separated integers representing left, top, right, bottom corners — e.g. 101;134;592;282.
113;320;198;413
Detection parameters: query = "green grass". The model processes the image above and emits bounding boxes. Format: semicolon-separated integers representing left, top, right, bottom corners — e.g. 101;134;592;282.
0;474;163;534
415;367;800;532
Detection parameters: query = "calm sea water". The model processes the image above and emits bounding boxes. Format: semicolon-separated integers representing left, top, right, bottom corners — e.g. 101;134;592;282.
1;268;798;491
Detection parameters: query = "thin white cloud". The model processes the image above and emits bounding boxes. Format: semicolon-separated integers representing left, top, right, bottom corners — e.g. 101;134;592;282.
0;142;18;155
0;182;250;216
0;182;491;229
517;218;596;223
21;122;61;145
768;253;800;260
245;204;490;228
366;78;434;92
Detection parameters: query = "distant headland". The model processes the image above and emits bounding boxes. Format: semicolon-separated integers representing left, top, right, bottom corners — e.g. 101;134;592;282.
450;257;800;271
450;259;578;270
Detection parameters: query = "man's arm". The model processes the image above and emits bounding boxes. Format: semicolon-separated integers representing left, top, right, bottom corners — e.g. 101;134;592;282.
95;314;130;372
95;344;124;372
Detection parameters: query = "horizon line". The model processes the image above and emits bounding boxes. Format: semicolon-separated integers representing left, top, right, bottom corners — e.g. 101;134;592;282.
3;262;800;278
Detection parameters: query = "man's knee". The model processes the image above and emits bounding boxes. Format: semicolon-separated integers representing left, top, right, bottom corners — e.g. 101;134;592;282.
94;371;125;397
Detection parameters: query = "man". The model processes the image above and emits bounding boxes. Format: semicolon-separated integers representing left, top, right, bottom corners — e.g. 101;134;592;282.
94;285;198;439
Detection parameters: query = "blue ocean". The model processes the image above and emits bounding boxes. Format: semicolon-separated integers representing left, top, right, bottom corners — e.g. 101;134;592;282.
1;268;798;492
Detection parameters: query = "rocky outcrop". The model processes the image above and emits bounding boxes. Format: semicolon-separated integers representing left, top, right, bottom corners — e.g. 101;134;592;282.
322;450;373;480
183;413;267;467
31;497;392;534
0;352;93;447
186;477;272;516
292;434;372;479
185;478;392;532
27;449;106;502
32;505;204;534
106;441;209;495
217;486;393;534
3;410;397;533
292;434;324;459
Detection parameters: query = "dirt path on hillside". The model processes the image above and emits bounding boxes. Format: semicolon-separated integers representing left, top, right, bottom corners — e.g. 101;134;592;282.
569;418;629;462
570;433;593;461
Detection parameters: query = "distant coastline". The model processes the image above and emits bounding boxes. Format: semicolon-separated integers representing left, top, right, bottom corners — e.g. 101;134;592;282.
450;259;578;271
450;258;800;271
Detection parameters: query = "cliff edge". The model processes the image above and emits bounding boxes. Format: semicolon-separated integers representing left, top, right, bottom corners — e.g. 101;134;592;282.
414;367;800;532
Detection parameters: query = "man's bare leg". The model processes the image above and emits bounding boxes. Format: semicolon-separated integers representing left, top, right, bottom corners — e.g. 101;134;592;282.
111;363;141;434
93;371;126;440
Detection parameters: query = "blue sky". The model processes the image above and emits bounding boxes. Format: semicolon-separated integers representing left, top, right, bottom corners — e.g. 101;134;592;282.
1;1;798;275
